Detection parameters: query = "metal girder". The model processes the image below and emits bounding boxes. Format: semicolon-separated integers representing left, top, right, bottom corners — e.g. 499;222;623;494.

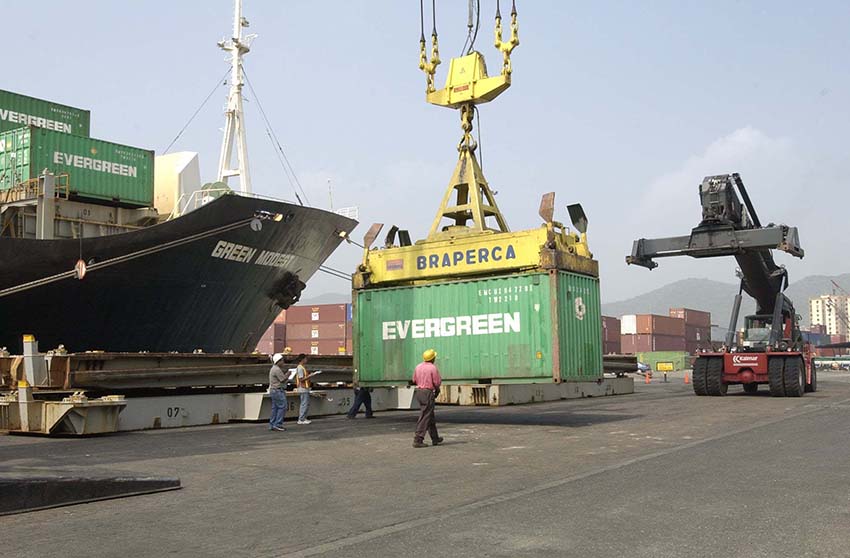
627;225;804;269
67;364;353;390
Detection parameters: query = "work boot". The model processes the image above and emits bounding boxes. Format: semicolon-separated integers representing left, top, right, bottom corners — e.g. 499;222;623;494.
412;440;427;448
432;437;444;446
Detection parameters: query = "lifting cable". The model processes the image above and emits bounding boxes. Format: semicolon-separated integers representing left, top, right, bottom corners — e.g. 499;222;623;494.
242;67;311;207
461;0;481;55
419;0;437;40
318;265;351;281
162;69;230;154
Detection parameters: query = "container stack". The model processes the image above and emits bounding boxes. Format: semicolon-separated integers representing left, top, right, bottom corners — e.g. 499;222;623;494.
256;316;286;354
602;316;621;354
0;89;154;208
620;314;686;354
266;303;353;356
669;308;711;353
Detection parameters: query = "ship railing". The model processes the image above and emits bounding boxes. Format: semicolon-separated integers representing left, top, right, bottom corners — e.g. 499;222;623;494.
169;188;234;220
1;174;70;205
168;188;300;220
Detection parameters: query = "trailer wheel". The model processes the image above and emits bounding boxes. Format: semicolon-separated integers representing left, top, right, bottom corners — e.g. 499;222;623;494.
805;365;817;393
705;357;727;396
783;357;804;397
692;357;708;396
743;383;759;394
768;357;785;397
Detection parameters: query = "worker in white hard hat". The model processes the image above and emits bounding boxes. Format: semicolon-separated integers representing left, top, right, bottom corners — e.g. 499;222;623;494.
268;353;289;432
411;348;443;448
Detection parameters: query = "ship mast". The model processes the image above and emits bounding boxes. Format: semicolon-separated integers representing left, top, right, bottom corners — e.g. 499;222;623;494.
216;0;256;194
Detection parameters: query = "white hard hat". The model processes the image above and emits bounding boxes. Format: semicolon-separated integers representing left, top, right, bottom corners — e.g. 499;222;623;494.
272;353;284;364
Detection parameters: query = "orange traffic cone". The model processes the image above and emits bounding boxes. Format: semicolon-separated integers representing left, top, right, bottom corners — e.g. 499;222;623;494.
644;373;651;384
684;372;690;385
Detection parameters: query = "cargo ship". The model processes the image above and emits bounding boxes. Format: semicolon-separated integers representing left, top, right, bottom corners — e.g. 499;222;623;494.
0;1;356;353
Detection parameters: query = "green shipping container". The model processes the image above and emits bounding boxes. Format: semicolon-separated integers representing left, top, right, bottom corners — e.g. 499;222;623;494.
637;351;692;372
0;89;90;136
354;270;603;386
0;126;153;207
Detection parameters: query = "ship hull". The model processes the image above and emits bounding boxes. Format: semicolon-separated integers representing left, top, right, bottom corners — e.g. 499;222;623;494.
0;194;356;353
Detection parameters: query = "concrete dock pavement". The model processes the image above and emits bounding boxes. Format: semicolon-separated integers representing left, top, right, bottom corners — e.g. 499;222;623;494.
2;373;850;557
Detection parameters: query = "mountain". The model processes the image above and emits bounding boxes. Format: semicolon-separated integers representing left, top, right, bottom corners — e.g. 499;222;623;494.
602;274;850;339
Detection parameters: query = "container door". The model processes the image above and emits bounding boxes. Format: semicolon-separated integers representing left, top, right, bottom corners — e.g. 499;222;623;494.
555;271;603;380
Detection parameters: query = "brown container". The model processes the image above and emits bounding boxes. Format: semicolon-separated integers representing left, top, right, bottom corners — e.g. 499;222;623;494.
286;339;348;356
621;314;685;336
640;314;685;336
345;321;353;342
285;322;347;341
830;334;846;344
274;310;287;324
603;340;621;355
285;304;348;324
255;323;286;353
602;316;621;343
811;324;827;335
669;308;711;328
621;334;686;354
685;325;711;342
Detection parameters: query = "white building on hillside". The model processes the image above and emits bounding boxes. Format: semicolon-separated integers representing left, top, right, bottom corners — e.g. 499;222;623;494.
810;295;850;336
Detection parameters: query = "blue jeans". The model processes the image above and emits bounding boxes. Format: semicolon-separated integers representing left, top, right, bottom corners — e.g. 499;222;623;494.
347;388;373;418
269;389;287;429
299;389;310;421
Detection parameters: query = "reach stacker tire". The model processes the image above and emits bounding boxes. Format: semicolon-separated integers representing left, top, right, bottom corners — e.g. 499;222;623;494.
783;357;805;397
692;357;708;396
705;357;727;396
768;357;785;397
743;383;759;394
805;366;817;393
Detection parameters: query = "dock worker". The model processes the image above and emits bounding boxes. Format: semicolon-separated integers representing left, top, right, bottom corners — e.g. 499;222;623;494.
412;349;444;448
268;353;289;432
295;354;319;425
347;386;374;419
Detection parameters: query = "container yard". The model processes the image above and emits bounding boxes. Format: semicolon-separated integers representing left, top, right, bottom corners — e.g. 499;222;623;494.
3;2;850;557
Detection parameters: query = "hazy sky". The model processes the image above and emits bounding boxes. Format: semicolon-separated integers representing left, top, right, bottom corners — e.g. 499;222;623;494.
7;1;849;302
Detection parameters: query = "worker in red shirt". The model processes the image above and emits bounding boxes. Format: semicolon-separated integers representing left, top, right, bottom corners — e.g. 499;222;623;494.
412;348;444;448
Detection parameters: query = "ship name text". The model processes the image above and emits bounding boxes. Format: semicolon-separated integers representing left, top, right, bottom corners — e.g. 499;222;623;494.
210;240;296;269
211;240;257;263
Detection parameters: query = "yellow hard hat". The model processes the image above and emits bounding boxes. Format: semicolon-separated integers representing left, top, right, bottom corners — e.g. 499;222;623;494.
422;349;437;362
283;347;293;354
